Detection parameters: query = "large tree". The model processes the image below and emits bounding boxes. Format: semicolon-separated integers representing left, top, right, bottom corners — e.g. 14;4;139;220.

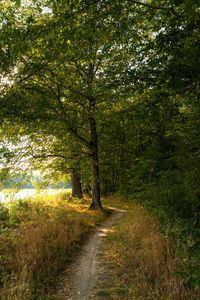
1;0;135;208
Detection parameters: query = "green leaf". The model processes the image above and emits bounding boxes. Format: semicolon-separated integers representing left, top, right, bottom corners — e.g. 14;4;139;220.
15;0;21;7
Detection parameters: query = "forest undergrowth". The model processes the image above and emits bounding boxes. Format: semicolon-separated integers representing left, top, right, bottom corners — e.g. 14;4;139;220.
0;191;107;300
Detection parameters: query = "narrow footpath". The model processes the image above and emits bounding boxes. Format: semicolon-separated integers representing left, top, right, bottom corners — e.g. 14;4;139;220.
53;207;125;300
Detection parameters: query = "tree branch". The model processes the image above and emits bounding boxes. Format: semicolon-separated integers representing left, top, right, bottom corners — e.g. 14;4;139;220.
70;61;88;79
36;73;91;101
24;86;61;117
68;127;90;148
129;0;184;19
32;154;66;159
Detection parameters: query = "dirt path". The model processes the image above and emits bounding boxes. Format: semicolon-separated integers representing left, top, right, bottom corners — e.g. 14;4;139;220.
53;207;125;300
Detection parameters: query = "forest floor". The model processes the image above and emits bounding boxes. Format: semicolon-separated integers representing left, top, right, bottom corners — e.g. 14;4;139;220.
52;206;125;300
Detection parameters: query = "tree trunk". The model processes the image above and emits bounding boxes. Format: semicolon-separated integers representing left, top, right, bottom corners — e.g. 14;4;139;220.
89;114;102;210
71;168;83;199
89;152;102;209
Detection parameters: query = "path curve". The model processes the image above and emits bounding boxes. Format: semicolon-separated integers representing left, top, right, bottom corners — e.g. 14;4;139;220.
53;207;125;300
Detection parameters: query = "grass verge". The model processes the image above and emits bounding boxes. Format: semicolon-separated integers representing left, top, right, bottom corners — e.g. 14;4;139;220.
0;191;107;300
95;196;200;299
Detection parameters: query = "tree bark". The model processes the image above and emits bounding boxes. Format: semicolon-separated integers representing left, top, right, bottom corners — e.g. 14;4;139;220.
89;151;102;209
89;113;102;209
87;60;102;209
71;168;83;199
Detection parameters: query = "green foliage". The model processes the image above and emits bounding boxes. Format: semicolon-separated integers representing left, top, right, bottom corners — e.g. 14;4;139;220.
1;0;200;292
177;249;200;291
8;199;31;225
0;204;9;222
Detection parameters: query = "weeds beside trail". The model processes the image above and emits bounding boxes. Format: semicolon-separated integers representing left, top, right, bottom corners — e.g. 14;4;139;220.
1;194;199;300
0;191;107;300
96;197;200;300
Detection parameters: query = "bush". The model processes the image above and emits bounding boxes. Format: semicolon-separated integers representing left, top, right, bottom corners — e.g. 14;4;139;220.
0;204;9;222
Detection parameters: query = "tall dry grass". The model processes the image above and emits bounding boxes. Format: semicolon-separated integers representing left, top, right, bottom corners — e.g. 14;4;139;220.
102;199;199;299
0;193;106;299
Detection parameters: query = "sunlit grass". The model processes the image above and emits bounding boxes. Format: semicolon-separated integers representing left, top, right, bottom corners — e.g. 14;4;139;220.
0;191;107;300
0;188;72;203
101;195;130;210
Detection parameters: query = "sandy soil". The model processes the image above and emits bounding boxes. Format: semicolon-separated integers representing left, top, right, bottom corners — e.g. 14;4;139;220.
52;207;125;300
